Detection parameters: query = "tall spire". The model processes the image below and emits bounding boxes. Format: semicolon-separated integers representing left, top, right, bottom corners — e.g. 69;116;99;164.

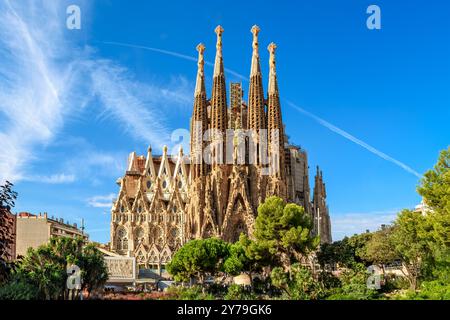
213;25;225;77
210;25;228;165
267;42;284;178
247;25;266;134
190;43;208;179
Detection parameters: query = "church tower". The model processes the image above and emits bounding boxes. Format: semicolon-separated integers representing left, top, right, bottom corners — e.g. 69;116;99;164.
266;42;287;198
188;43;208;238
313;167;332;244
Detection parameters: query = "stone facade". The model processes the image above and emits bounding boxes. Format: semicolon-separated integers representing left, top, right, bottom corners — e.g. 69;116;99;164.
110;26;332;272
15;212;88;258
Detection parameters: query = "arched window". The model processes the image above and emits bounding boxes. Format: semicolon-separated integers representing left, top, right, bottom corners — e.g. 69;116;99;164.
134;227;144;245
116;227;128;251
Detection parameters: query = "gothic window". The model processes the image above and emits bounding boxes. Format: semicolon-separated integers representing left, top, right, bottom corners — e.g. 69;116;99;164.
172;205;177;213
116;227;128;251
170;227;179;238
120;205;125;213
134;227;144;245
137;205;142;213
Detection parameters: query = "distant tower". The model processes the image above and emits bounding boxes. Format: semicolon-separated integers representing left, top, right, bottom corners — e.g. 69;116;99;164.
313;167;332;243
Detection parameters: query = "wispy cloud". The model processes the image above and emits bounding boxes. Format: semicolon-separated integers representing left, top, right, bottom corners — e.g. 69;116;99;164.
331;209;400;240
24;173;76;184
101;41;248;81
0;0;71;183
0;1;192;184
287;101;422;179
86;193;116;208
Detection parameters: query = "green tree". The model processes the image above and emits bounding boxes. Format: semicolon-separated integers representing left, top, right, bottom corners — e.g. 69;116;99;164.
361;227;399;276
317;232;373;270
326;263;378;300
270;263;324;300
390;209;431;290
255;196;319;270
18;246;66;300
6;237;108;300
167;238;230;283
223;234;271;279
79;243;109;297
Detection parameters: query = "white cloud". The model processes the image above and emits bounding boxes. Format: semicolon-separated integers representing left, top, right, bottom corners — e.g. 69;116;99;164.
0;1;192;184
331;209;401;240
86;193;116;208
24;173;76;184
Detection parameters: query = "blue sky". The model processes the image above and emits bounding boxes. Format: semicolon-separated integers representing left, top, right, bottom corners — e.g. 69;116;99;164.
0;0;449;243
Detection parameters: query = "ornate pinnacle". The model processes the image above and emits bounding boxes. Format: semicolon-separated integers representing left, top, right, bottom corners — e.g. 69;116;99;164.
196;43;205;69
268;42;277;71
195;43;205;95
215;25;224;49
251;25;260;51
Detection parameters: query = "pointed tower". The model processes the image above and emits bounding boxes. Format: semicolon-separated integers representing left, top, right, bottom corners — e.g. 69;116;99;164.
267;42;285;180
247;25;266;166
313;166;332;244
210;25;228;166
190;43;208;179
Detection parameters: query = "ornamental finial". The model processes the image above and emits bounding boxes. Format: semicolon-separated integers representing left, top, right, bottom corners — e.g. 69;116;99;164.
215;25;224;49
251;25;260;51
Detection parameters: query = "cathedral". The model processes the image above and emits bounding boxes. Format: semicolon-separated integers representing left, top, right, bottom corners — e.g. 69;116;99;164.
110;26;332;272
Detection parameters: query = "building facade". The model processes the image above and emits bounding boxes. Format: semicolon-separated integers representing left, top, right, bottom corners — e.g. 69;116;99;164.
15;212;88;258
110;26;332;272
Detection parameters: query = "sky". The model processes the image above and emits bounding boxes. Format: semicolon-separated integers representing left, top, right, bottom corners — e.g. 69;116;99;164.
0;0;449;243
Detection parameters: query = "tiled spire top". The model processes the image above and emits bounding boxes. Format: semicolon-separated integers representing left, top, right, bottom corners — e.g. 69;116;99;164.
250;25;261;77
194;43;206;96
213;25;224;77
268;42;278;94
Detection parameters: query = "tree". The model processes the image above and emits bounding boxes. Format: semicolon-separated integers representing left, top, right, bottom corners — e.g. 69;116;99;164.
223;234;271;280
270;263;324;300
390;210;431;290
326;263;378;300
79;243;108;297
6;236;108;300
0;181;17;284
167;238;230;283
255;196;319;270
361;227;399;276
18;246;66;300
317;232;373;270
